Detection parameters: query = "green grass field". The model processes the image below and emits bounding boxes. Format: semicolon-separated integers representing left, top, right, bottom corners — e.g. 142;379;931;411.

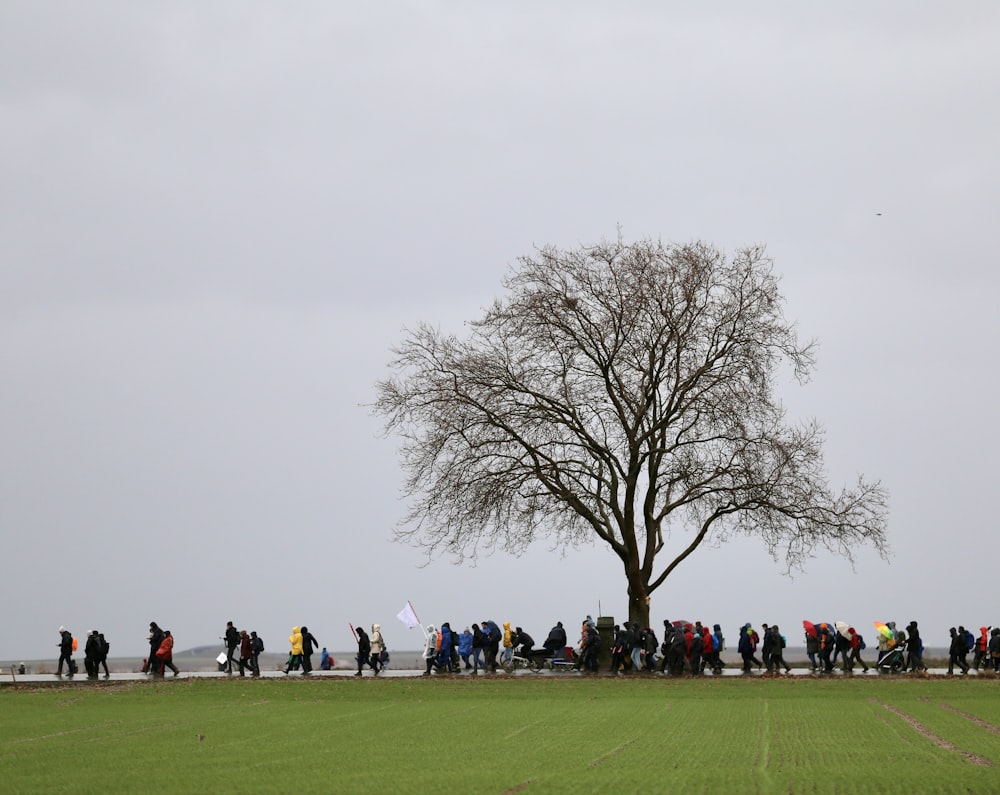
3;677;999;793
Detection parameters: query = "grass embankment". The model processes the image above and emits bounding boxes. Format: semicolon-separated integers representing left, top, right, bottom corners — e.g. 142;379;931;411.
2;677;999;793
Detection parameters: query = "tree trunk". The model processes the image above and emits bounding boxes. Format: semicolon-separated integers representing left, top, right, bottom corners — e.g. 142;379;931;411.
626;568;650;628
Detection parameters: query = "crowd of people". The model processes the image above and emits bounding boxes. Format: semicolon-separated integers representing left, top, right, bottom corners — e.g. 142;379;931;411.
414;617;1000;677
46;618;1000;678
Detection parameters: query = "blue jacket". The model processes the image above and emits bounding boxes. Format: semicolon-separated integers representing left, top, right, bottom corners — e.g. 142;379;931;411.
483;621;501;644
737;624;752;655
458;631;473;656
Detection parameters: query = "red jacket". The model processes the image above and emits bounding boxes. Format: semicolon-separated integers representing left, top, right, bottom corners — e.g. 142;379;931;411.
156;635;174;660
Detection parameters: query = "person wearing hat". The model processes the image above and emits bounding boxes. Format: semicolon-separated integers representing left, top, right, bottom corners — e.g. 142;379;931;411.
56;627;74;677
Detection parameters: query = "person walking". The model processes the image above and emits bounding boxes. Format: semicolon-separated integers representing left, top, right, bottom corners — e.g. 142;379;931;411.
905;621;925;672
285;626;304;674
544;622;568;660
643;626;659;671
458;627;473;670
760;624;773;672
421;624;439;675
582;622;601;673
957;626;973;673
84;630;102;679
689;627;704;675
224;621;240;675
805;630;820;671
501;621;515;668
700;625;714;674
817;625;835;673
145;623;164;675
846;627;869;673
369;624;385;675
835;629;852;672
97;632;111;678
471;624;485;674
947;627;970;675
482;620;501;673
56;627;74;678
250;631;263;677
629;623;643;672
238;630;254;677
989;628;1000;672
610;625;627;674
355;626;371;676
769;626;791;674
438;623;455;673
712;624;726;672
974;626;991;670
156;630;180;676
300;626;319;674
738;624;754;674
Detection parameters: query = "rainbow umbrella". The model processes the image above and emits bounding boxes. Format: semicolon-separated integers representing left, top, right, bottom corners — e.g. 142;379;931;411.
873;621;893;639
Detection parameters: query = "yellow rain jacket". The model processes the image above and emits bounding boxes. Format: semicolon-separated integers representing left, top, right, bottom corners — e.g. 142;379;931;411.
289;627;303;655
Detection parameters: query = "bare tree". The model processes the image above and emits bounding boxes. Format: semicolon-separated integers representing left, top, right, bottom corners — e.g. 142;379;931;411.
375;237;888;626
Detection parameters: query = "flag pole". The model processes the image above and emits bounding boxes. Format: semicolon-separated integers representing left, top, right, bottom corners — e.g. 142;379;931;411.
409;600;420;624
349;623;358;642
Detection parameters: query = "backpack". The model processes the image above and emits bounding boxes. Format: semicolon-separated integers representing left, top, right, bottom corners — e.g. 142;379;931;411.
71;636;79;652
101;638;111;656
253;636;264;653
965;631;975;652
857;634;866;650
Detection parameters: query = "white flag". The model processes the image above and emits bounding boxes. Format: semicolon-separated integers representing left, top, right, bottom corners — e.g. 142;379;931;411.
396;601;419;629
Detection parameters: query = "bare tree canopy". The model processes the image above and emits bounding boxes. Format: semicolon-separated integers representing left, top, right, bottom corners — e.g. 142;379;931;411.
375;237;889;625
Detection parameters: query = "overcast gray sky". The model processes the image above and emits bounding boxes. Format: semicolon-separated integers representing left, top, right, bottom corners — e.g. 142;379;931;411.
3;2;998;661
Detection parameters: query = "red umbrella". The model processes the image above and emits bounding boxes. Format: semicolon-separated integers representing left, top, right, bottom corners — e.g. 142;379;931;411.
803;620;817;638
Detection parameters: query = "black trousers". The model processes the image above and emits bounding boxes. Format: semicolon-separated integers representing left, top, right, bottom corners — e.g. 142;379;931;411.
57;651;73;675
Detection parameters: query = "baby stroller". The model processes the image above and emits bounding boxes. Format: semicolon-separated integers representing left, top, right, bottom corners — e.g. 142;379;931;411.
876;645;906;673
540;646;576;671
